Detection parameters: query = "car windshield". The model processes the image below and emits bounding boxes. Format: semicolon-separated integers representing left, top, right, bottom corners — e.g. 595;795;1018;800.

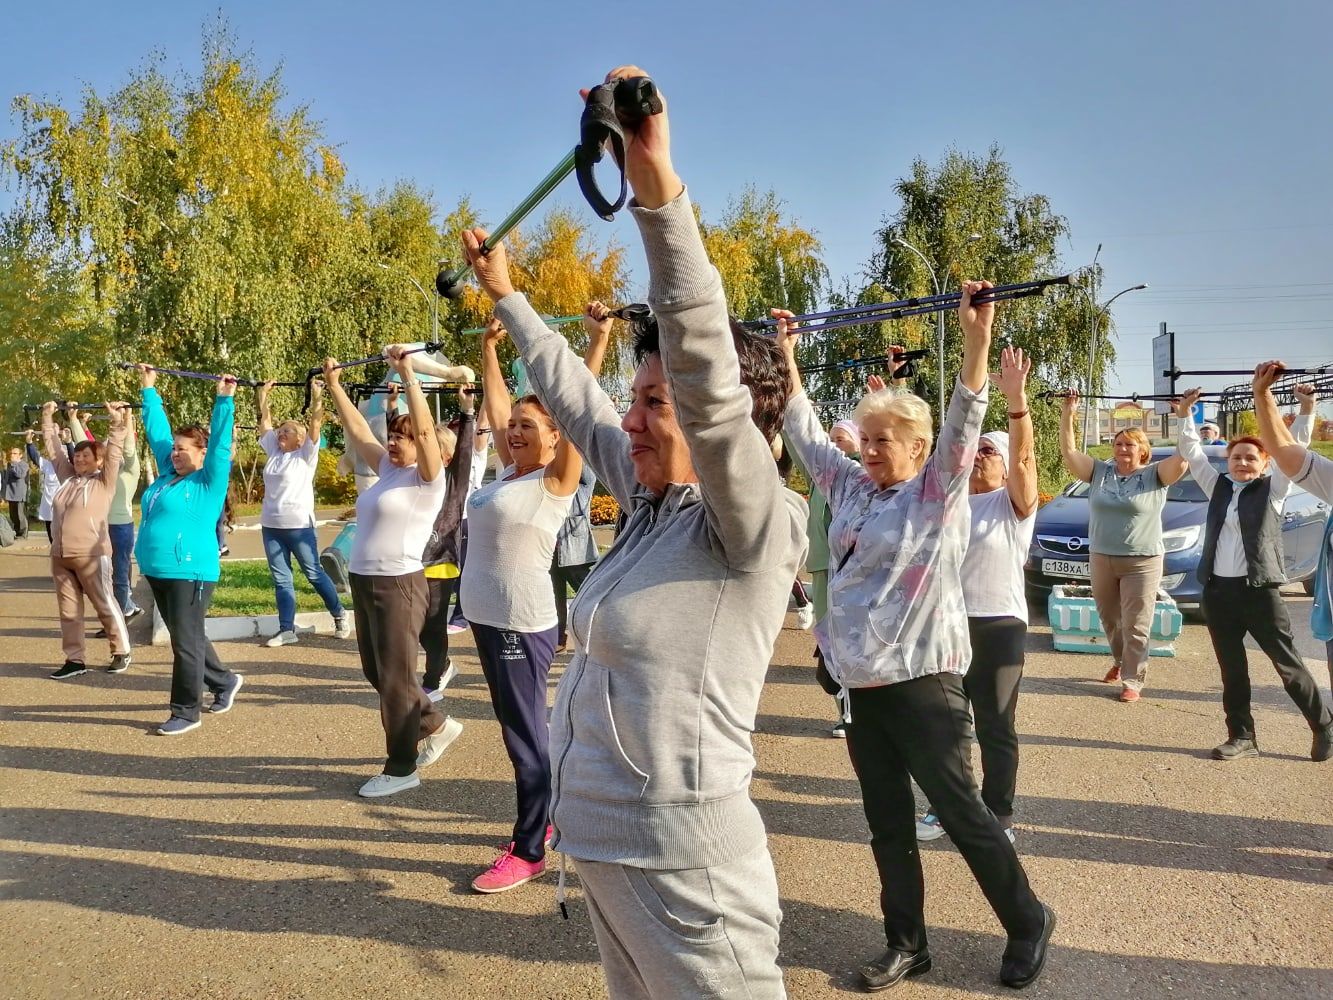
1063;457;1229;503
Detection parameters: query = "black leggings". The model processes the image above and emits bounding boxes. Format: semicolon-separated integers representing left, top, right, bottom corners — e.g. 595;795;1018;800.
420;575;458;689
963;616;1027;823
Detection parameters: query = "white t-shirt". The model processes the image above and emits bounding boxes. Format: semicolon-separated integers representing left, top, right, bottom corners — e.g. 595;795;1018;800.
460;465;573;632
349;455;448;576
37;458;60;522
962;486;1036;623
259;430;320;529
460;438;491;520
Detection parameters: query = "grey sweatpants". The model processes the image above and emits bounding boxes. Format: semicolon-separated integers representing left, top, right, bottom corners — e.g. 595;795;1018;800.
575;845;785;999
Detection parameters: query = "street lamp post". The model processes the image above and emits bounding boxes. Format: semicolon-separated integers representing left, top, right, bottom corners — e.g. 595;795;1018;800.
1083;283;1148;445
376;262;438;343
893;235;980;418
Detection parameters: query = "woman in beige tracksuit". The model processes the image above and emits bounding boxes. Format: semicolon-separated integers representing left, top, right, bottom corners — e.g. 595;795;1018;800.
41;401;134;680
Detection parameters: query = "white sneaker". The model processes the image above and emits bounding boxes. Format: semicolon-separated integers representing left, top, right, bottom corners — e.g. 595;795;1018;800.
1004;827;1016;845
265;630;299;648
416;717;463;769
915;812;946;842
358;771;420;798
795;604;815;630
333;617;351;639
439;659;458;691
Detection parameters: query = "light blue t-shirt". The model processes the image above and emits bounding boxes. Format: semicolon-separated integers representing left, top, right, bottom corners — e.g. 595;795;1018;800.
1089;459;1167;557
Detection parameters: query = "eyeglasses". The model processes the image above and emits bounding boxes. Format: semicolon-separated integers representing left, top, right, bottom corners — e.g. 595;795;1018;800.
977;446;1001;458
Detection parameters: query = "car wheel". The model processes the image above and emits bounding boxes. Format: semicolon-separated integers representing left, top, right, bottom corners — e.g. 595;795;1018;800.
1185;605;1208;625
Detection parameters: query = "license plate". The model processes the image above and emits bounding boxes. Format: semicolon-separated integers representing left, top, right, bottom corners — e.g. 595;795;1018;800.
1042;558;1090;578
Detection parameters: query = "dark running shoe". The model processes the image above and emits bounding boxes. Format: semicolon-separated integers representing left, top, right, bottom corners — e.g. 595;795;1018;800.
107;654;132;674
50;661;88;680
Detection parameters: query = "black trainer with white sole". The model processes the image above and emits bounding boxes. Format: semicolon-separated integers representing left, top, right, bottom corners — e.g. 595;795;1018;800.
50;661;88;680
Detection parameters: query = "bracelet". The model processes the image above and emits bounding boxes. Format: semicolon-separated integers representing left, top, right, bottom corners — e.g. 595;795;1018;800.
400;378;419;389
1008;409;1029;420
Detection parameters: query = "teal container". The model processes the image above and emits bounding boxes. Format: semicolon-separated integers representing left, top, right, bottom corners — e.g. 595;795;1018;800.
1047;584;1183;657
319;522;358;595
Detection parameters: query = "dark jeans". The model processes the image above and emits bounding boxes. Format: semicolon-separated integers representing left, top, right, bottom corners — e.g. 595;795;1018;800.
7;500;27;538
147;576;235;723
549;559;593;646
846;672;1045;953
262;525;344;632
350;572;446;777
1203;578;1332;739
421;575;459;688
108;521;140;613
963;616;1027;823
447;521;470;627
473;621;557;863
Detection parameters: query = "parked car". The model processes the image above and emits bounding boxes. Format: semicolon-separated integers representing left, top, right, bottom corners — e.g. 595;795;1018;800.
1025;446;1329;612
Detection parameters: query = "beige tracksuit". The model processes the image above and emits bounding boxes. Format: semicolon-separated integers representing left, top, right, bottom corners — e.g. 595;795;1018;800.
43;424;131;663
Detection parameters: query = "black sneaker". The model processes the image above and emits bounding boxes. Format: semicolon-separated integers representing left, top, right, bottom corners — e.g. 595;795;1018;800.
50;661;87;680
94;628;108;638
831;720;848;739
1212;737;1259;761
108;654;132;674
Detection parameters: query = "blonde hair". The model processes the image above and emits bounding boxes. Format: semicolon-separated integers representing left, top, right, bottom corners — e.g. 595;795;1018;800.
851;389;934;471
434;423;458;460
1113;428;1151;465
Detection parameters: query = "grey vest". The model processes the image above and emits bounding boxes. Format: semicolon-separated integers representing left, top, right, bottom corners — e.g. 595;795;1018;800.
1197;475;1285;587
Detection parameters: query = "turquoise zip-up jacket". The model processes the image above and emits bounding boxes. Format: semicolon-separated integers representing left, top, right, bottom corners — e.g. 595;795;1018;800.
134;387;234;582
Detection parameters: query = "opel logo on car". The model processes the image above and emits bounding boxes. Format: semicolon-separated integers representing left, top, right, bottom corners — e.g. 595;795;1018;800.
1065;537;1085;552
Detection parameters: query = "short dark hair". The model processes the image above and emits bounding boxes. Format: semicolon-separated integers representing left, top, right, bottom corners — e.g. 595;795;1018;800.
630;313;790;444
73;439;102;461
174;425;209;450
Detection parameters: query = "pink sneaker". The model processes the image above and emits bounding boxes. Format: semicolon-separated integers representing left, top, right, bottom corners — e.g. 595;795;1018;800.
472;845;546;894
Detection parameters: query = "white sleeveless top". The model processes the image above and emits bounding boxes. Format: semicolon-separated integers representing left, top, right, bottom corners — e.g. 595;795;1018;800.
961;487;1036;623
461;465;573;632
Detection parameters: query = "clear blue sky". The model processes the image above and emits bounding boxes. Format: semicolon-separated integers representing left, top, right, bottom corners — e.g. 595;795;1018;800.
3;0;1330;407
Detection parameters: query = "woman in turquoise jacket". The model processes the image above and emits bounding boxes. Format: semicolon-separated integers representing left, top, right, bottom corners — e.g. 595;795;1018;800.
134;364;243;736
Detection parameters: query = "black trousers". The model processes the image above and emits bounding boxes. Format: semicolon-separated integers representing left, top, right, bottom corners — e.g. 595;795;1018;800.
549;560;593;646
350;572;446;777
846;672;1044;953
7;500;27;538
420;575;458;688
1203;578;1332;739
963;616;1027;823
146;576;235;723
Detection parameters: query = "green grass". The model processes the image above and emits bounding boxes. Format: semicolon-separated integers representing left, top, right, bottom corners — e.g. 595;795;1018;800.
210;558;350;618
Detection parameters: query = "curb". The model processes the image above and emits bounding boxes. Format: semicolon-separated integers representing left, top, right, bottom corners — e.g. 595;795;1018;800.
152;608;345;646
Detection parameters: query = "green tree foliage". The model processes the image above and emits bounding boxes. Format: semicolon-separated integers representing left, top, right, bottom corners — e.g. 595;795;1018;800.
0;30;627;430
853;147;1111;492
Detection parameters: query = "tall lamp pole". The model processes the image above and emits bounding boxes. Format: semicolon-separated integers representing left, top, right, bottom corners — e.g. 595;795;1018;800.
1083;283;1148;445
377;262;438;343
894;234;980;418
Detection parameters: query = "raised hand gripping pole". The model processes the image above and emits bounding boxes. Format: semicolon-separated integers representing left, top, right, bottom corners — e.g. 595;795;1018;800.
301;341;450;411
434;77;663;300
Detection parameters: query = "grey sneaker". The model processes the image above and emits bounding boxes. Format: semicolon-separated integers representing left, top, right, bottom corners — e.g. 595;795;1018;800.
107;654;132;674
1212;737;1259;761
915;812;946;842
157;716;201;736
416;717;464;769
265;630;299;648
333;617;351;639
358;772;420;798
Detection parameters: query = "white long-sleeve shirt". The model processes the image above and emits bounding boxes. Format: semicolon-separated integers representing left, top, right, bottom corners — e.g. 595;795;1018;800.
1178;415;1312;578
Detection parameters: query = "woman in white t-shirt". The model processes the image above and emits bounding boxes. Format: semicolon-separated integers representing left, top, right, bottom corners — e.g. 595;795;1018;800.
323;349;456;799
462;316;581;895
916;347;1038;845
255;379;347;648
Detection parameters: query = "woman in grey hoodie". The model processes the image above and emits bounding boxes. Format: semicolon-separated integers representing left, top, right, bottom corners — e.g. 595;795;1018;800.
458;66;805;999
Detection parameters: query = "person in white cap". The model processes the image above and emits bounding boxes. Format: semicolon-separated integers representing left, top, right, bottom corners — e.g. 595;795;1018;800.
917;346;1038;845
1199;422;1226;446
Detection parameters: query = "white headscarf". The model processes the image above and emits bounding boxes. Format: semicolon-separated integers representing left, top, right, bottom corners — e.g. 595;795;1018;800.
980;430;1010;475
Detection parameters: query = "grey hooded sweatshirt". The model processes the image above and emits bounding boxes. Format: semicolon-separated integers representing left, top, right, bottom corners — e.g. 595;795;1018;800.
494;189;807;870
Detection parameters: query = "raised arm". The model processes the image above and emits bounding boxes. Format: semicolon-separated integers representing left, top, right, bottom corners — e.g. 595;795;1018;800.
385;346;442;483
583;302;614;376
478;318;515;470
306;378;326;444
202;377;237;489
98;403;129;488
926;281;992;490
1058;390;1095;484
774;312;867;510
135;365;175;474
1173;388;1218;494
40;401;75;480
994;346;1039;519
256;381;275;436
64;402;91;443
322;357;387;470
394;347;475;385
